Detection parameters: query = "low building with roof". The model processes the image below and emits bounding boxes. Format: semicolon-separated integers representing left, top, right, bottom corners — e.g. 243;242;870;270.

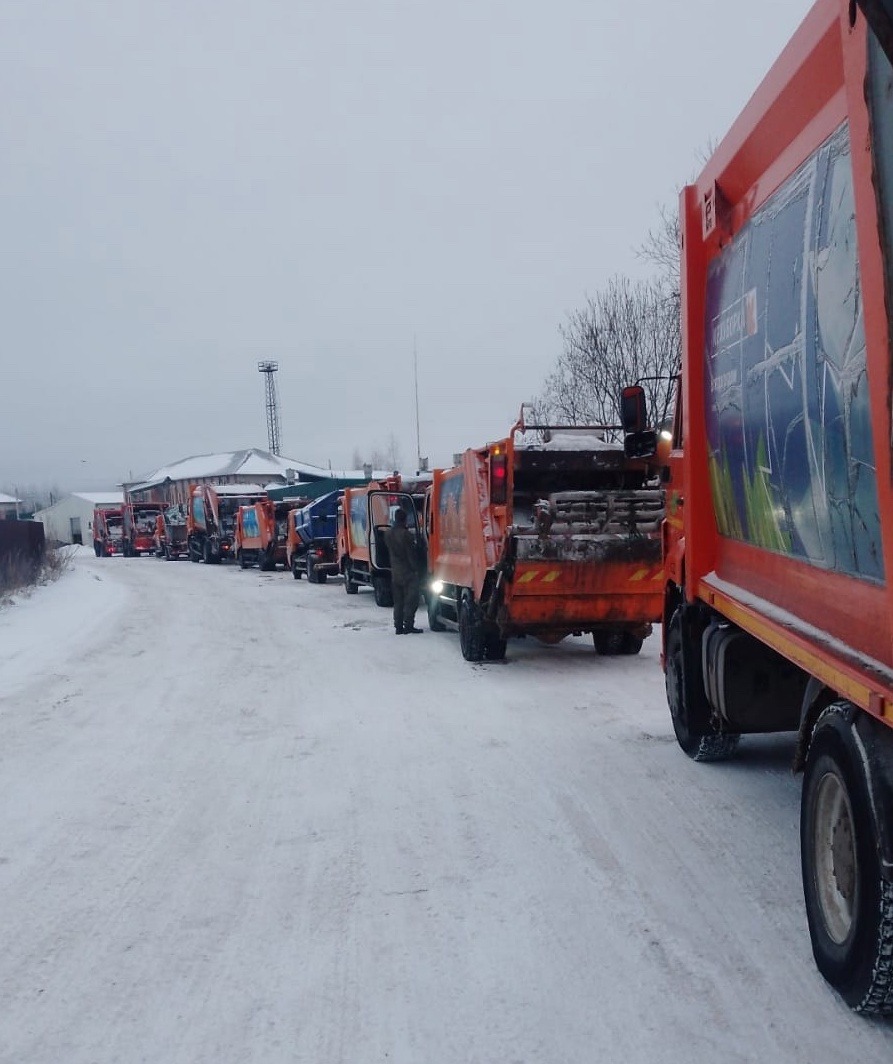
0;493;22;520
32;491;124;546
124;448;378;507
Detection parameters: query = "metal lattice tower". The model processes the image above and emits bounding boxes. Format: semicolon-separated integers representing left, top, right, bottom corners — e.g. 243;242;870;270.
257;361;282;455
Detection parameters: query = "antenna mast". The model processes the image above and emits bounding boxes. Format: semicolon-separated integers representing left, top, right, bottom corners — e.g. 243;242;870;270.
257;361;282;455
413;337;422;470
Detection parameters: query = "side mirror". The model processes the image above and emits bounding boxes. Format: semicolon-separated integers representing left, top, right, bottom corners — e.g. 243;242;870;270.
619;385;657;459
620;385;648;434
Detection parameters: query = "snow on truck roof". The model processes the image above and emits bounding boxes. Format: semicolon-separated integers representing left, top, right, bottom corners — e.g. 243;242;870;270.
516;429;623;452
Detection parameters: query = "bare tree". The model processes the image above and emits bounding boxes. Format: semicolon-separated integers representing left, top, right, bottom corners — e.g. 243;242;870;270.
538;275;678;432
637;202;680;299
368;433;403;472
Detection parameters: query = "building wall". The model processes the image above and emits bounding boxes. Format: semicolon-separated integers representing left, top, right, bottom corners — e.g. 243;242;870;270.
33;497;107;546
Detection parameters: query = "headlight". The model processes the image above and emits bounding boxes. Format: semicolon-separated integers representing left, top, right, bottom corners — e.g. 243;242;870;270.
431;579;444;594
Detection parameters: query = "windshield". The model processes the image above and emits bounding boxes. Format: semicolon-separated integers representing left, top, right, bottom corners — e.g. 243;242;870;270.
369;492;418;529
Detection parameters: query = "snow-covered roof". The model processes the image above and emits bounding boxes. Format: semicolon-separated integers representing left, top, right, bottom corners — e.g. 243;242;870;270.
32;491;124;518
0;493;21;505
72;492;125;505
130;448;331;491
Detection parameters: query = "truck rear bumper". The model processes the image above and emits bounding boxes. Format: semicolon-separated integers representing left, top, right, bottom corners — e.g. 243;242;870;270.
502;559;664;630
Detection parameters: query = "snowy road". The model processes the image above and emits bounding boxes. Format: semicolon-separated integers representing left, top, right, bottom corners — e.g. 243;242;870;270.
1;550;891;1063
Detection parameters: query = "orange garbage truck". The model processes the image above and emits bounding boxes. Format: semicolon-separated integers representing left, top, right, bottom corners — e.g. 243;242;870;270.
654;0;893;1012
339;476;428;605
234;499;294;570
186;484;266;564
122;502;163;556
425;411;664;661
92;505;124;557
153;506;188;560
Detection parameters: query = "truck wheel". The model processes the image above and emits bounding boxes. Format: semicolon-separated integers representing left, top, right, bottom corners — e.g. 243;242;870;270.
343;562;358;594
459;593;485;662
203;540;212;564
665;612;739;762
292;557;302;580
427;592;446;632
620;632;644;655
317;571;328;585
238;550;247;569
801;705;893;1013
307;555;318;583
372;574;393;607
593;629;625;655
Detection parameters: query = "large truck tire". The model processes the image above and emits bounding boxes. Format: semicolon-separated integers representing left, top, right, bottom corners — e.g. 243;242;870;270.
665;611;739;762
620;632;643;655
801;705;893;1013
372;574;393;608
292;557;302;580
307;555;318;583
427;592;446;632
593;629;625;655
459;593;485;662
343;563;358;594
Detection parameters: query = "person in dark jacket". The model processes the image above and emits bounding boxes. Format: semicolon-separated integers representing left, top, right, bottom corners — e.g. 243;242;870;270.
384;507;423;634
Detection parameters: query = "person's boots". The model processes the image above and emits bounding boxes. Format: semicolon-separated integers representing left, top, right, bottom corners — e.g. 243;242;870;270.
395;625;405;635
404;625;423;634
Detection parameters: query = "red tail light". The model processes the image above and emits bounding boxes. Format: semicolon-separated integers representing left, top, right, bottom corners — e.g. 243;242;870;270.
490;450;508;505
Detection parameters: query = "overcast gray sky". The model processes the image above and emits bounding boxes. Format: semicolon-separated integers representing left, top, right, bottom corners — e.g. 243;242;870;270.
2;0;809;491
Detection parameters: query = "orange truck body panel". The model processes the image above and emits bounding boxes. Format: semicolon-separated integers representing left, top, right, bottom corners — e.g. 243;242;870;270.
427;422;664;645
670;0;893;733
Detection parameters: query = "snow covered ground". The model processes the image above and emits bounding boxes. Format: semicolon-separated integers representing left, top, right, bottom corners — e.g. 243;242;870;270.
1;549;891;1063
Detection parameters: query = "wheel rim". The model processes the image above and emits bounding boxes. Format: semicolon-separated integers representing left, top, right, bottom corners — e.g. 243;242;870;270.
812;768;858;946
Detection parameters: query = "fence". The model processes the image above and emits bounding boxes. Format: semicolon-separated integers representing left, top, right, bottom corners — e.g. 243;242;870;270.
0;520;46;591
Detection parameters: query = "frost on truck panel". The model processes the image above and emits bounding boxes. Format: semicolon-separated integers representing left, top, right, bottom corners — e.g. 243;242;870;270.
704;122;883;583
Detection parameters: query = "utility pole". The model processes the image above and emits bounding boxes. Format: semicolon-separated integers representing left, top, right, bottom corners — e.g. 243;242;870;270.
257;361;282;455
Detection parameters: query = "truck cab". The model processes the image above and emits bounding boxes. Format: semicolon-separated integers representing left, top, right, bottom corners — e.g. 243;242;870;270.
339;476;427;605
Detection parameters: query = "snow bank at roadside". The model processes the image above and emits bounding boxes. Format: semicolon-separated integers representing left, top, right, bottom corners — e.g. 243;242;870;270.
0;547;129;701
